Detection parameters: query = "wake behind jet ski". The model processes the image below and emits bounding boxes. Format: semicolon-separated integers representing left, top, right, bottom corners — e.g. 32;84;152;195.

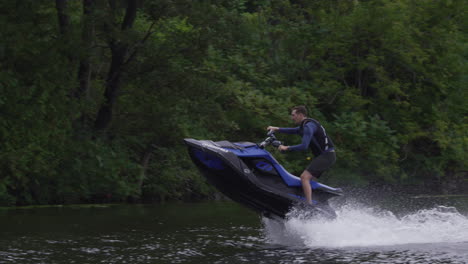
184;131;343;219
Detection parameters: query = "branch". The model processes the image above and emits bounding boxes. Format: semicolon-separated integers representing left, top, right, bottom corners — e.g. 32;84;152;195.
123;21;157;67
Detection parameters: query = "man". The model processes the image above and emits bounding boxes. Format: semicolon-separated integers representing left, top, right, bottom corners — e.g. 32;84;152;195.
267;105;336;205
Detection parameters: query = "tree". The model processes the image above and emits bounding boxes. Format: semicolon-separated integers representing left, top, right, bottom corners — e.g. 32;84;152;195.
94;0;138;131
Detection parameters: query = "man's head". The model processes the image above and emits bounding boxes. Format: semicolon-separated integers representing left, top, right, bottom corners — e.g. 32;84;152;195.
291;105;308;125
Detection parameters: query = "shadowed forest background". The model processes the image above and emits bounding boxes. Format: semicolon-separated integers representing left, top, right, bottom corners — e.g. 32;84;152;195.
0;0;466;206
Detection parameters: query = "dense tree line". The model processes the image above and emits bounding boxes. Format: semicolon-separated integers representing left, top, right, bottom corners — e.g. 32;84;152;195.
0;0;466;206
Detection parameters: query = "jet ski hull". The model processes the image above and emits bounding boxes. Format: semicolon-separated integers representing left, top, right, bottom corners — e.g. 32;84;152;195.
184;138;342;219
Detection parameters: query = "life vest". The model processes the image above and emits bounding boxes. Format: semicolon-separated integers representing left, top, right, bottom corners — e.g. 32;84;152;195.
299;118;334;156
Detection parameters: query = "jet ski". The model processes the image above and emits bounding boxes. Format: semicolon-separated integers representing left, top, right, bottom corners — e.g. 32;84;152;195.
184;131;343;219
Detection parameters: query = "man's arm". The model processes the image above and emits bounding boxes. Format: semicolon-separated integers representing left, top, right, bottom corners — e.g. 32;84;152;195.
284;123;316;151
267;126;300;134
278;127;300;134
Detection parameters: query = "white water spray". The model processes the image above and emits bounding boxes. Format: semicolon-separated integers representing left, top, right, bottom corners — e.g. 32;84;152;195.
263;204;468;248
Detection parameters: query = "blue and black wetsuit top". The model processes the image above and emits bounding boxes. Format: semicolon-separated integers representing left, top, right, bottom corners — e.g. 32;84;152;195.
278;118;335;157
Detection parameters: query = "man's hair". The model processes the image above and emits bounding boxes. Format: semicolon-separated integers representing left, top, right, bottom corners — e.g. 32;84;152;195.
292;105;308;116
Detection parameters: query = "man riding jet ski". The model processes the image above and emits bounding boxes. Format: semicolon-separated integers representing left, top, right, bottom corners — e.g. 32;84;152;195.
267;105;337;206
184;128;343;219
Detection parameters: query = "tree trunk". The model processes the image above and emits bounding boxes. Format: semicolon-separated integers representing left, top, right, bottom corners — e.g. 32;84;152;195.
94;0;137;131
76;0;94;100
94;43;126;130
55;0;69;36
138;148;153;195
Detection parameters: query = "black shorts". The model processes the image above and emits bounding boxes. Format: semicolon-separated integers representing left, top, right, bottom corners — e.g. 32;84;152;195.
306;151;336;178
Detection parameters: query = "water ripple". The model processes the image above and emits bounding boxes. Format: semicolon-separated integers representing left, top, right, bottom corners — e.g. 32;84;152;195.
1;203;467;264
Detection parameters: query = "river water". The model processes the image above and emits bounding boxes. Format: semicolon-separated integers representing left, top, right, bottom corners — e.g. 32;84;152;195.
1;195;467;264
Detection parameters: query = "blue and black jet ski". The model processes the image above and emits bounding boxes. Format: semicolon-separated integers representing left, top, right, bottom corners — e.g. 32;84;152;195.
184;131;343;219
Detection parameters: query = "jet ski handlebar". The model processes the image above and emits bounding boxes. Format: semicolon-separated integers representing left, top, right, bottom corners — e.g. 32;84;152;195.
259;130;283;149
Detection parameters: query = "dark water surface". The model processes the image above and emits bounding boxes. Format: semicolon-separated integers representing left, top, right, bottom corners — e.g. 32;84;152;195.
1;196;467;264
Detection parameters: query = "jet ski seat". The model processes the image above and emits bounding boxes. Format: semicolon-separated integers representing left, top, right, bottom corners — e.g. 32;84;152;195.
274;164;343;194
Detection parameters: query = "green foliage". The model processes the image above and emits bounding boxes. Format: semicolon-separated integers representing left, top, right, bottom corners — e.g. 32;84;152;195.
141;147;212;201
0;180;15;206
331;112;399;183
58;140;141;203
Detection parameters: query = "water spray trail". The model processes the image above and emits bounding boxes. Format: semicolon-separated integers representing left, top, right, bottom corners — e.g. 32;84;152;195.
263;204;468;248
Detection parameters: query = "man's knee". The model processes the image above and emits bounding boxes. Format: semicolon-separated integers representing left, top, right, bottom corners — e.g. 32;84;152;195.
301;170;317;182
300;171;312;181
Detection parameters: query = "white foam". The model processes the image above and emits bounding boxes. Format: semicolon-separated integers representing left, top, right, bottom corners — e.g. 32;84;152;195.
263;204;468;248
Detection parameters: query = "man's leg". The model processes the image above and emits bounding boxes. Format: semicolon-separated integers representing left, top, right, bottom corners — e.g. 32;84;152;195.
300;170;317;205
